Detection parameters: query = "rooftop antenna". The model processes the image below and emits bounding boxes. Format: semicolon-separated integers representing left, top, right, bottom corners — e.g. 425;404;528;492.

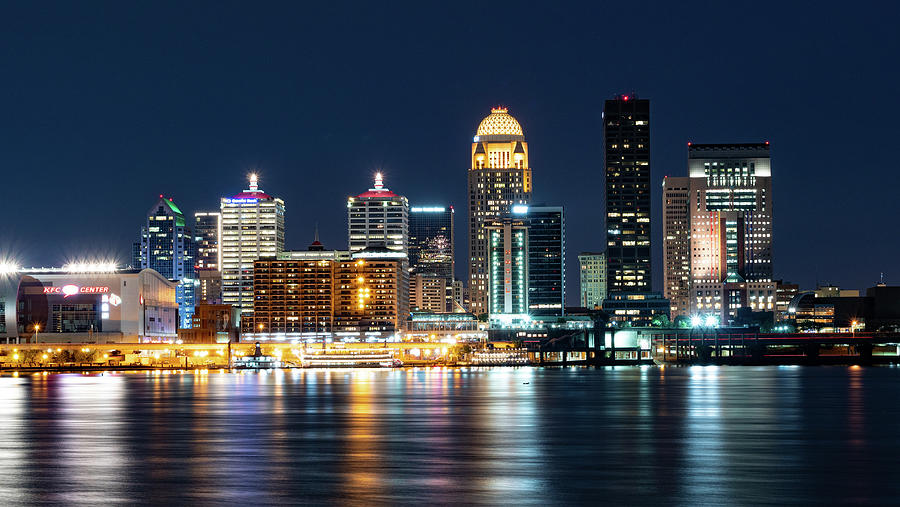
314;222;320;243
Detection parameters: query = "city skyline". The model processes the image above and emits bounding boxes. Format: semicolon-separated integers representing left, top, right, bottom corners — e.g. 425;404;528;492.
2;3;898;302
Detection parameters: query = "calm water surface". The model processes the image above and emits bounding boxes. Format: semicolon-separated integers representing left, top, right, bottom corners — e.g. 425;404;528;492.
0;366;899;505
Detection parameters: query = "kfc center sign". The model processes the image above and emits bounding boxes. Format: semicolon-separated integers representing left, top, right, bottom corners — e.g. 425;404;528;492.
43;284;110;297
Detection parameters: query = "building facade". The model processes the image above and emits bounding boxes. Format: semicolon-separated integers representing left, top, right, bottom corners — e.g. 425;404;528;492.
194;211;223;304
409;274;449;313
220;174;285;315
243;244;407;339
0;268;178;343
348;173;409;255
486;217;528;324
578;252;607;309
468;107;532;315
604;95;651;293
134;196;198;328
602;292;670;327
688;143;774;322
662;176;691;317
514;205;565;316
408;206;454;279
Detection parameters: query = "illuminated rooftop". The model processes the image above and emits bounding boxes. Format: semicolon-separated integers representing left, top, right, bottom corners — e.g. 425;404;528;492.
476;107;524;137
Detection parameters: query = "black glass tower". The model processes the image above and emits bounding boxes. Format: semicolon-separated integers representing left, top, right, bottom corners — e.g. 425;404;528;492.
604;94;651;293
516;205;565;316
408;206;454;280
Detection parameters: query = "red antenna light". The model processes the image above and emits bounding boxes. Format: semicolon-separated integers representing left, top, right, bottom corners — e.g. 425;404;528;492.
623;95;629;101
159;194;163;198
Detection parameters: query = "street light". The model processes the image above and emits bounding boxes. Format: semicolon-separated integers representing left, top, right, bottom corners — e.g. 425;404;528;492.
33;323;40;344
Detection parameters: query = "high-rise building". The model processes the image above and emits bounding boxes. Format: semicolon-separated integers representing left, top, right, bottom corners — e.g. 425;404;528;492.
220;174;285;315
513;205;565;316
194;211;223;304
135;196;198;328
244;242;407;338
662;176;691;317
687;143;774;322
604;94;651;293
486;217;528;323
348;173;409;255
578;252;607;309
468;107;532;315
408;206;454;279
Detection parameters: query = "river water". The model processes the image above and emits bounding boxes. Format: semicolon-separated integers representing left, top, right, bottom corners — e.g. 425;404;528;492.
0;366;898;505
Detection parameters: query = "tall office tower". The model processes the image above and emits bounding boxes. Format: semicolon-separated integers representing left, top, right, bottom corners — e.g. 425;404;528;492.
578;252;607;309
468;107;532;315
408;206;454;279
194;211;223;304
604;94;651;293
486;217;528;323
688;143;774;322
347;173;409;254
136;196;198;328
220;174;285;315
662;176;691;317
513;205;566;316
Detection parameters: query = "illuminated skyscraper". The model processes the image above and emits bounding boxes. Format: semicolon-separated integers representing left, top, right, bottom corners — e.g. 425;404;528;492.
220;174;285;315
468;107;532;315
408;206;454;279
194;211;222;304
347;173;409;254
604;94;651;293
135;196;198;328
688;143;774;322
486;217;528;324
662;176;691;316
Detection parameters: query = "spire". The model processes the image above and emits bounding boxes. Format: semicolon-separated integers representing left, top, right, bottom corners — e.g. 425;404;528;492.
249;173;259;192
374;172;384;190
309;222;324;251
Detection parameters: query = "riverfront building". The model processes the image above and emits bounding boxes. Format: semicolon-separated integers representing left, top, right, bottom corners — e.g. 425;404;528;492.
687;143;775;323
242;242;408;340
604;94;652;293
194;211;223;304
220;174;285;315
578;252;607;309
486;217;529;325
0;267;178;343
468;107;532;315
348;174;409;255
602;292;670;327
133;196;198;328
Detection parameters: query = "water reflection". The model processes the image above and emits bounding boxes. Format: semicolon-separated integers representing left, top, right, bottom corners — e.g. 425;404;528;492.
0;367;898;504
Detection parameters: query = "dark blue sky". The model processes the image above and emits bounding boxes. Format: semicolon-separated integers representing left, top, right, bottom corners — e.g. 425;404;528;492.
1;1;898;303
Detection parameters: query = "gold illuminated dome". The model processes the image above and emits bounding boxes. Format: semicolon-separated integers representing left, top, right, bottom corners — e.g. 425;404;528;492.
476;107;524;137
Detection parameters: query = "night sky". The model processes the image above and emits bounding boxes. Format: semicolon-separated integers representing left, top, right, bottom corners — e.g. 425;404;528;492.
2;2;898;304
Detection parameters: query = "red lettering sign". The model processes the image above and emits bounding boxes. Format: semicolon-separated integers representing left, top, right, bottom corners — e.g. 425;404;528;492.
41;285;110;297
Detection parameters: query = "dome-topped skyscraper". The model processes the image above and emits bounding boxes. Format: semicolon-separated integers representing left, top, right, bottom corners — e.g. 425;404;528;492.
475;107;525;138
467;107;532;315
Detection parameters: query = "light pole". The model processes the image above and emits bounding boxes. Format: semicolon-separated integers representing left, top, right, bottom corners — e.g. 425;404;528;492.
33;323;40;344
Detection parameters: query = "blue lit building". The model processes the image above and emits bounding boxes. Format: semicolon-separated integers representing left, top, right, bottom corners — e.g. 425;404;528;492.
134;196;198;328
